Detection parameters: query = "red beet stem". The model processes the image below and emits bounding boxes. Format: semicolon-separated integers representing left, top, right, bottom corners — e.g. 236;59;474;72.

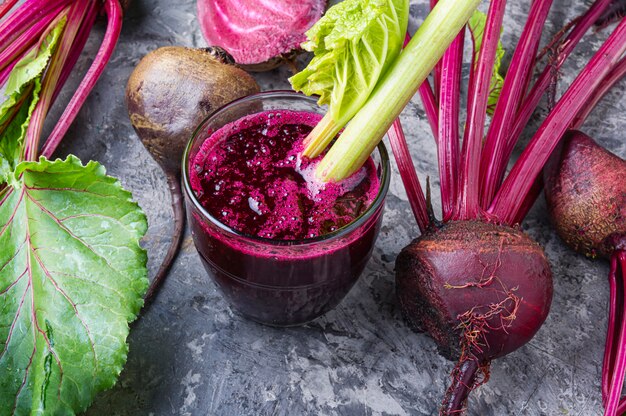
604;251;626;415
409;28;439;142
388;34;431;232
0;0;19;19
440;358;481;416
143;173;186;306
437;31;464;221
499;0;611;178
388;118;431;233
456;0;507;221
572;56;626;129
430;0;441;104
489;17;626;224
603;255;620;405
23;1;83;161
51;0;100;106
0;4;62;73
42;0;123;158
0;0;72;52
418;80;440;140
511;176;543;225
479;0;552;210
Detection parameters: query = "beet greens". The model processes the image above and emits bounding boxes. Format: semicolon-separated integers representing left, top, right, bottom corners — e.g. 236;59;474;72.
1;1;150;413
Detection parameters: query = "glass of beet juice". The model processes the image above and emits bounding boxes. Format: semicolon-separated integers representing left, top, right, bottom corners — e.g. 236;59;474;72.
182;91;390;326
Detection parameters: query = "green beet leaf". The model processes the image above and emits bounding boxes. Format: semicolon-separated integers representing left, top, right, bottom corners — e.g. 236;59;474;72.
289;0;409;152
468;10;506;116
0;156;148;415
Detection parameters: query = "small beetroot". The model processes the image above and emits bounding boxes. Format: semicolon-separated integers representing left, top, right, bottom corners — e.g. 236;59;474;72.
196;0;327;71
126;46;260;304
544;130;626;259
544;129;626;415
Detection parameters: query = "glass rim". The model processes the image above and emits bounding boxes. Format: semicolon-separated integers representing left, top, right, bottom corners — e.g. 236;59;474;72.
181;90;390;246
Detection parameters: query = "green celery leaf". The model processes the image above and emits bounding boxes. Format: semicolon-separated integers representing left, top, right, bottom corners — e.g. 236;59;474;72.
468;10;506;115
290;0;409;126
0;155;148;415
0;18;66;183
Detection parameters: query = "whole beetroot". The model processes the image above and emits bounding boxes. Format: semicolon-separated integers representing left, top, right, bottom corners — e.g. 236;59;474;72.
126;46;260;304
396;221;553;413
127;46;260;174
544;130;626;415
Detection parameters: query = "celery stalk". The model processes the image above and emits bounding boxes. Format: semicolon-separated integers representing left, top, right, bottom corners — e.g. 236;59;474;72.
316;0;480;182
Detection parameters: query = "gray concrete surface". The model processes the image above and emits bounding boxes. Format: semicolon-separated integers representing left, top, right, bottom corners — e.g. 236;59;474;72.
48;0;626;415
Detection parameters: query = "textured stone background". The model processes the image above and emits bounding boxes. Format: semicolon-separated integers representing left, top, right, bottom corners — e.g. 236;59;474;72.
46;0;626;415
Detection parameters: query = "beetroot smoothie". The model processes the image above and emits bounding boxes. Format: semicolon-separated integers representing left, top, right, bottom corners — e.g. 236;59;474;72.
190;110;379;240
184;102;388;326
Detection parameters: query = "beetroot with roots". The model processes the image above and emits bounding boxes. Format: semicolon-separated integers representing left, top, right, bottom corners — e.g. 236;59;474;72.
396;221;552;411
126;46;260;306
197;0;326;71
544;130;626;415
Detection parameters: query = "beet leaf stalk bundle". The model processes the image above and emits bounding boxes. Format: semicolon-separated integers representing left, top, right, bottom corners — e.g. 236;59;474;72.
544;31;626;413
291;0;626;413
1;1;150;414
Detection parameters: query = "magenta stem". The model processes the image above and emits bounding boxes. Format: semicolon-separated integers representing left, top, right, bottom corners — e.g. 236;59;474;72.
500;0;612;183
455;0;507;221
0;0;72;54
0;5;63;73
51;0;100;105
489;18;626;224
437;31;464;221
605;251;626;416
479;0;552;210
418;82;439;140
430;0;441;104
0;0;19;19
572;56;626;129
43;0;123;158
23;0;89;161
390;33;431;233
603;250;622;405
408;29;438;142
511;176;543;225
387;118;431;233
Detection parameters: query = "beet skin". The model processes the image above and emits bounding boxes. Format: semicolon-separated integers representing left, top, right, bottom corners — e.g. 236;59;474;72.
396;221;553;362
544;130;626;259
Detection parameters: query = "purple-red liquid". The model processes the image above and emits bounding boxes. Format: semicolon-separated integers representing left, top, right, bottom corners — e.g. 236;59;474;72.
190;110;379;240
186;110;385;326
